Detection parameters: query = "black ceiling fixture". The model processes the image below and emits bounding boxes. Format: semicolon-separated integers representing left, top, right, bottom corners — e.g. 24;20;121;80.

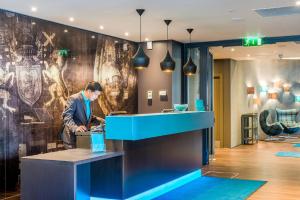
183;28;197;76
132;9;150;70
160;19;176;72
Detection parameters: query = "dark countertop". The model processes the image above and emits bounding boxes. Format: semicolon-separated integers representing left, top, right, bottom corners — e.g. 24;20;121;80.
21;148;123;165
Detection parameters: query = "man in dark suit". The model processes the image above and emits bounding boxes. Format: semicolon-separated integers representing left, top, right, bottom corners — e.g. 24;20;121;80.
62;81;105;149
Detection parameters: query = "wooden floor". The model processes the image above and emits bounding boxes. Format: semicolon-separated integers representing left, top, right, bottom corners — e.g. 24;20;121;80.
203;141;300;200
2;141;300;200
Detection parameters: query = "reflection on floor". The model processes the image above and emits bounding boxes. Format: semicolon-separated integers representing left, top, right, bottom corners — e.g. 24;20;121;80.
0;191;19;200
203;141;300;200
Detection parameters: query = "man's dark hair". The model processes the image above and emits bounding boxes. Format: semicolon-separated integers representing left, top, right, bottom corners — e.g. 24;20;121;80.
85;81;102;92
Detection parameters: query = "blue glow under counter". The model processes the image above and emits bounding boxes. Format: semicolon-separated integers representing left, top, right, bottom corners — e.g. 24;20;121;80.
105;111;214;140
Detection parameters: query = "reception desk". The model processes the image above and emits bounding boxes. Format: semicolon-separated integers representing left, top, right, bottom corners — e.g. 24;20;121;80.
21;111;214;200
105;111;214;199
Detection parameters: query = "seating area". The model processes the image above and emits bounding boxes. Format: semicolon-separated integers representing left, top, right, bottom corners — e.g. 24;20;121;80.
259;108;300;140
276;109;300;134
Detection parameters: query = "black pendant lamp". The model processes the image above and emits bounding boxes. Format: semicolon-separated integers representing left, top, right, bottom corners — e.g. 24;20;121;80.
132;9;149;70
183;28;197;76
160;20;176;72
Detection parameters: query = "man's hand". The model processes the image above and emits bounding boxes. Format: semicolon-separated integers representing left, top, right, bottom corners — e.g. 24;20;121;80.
76;125;87;132
96;117;105;124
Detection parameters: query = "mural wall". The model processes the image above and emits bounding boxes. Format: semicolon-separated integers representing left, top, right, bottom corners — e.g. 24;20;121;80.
0;9;137;196
94;37;137;115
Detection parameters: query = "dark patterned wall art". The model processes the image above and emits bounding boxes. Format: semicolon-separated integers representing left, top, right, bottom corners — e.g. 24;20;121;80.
0;9;137;196
94;36;137;115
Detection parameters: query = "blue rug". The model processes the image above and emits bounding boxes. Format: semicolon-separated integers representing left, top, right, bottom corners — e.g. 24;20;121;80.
276;151;300;158
154;176;266;200
293;143;300;147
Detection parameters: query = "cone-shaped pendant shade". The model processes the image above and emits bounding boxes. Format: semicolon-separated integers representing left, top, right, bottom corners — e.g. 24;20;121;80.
160;50;175;72
183;56;197;76
132;45;150;69
183;28;197;76
160;19;175;72
132;9;150;70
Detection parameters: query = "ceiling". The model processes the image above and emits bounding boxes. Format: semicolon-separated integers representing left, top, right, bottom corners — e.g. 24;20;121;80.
0;0;300;43
211;42;300;60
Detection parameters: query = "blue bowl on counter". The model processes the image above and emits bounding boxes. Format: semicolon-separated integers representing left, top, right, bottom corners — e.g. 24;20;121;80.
174;104;188;111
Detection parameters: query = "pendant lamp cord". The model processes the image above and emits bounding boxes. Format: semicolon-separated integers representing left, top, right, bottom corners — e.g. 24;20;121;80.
189;32;191;57
140;15;142;43
167;24;169;50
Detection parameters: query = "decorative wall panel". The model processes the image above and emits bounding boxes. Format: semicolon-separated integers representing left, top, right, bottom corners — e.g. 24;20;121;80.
0;9;137;195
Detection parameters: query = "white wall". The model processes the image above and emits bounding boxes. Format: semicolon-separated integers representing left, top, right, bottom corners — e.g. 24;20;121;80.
230;60;244;147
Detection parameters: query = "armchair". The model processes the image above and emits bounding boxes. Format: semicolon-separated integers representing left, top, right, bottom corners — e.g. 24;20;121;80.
259;110;283;140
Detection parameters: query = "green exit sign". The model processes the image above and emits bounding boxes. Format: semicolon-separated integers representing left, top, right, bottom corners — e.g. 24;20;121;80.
242;37;263;47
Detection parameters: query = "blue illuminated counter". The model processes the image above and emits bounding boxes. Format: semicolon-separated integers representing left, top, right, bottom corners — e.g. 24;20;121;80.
104;111;214;199
106;111;214;140
20;111;214;200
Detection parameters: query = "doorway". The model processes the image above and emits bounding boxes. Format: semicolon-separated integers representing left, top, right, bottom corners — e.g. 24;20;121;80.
213;75;224;148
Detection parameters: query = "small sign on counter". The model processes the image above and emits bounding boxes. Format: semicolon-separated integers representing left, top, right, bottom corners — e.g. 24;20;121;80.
91;133;106;153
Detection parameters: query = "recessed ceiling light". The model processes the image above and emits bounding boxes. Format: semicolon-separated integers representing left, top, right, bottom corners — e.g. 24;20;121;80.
31;6;37;12
247;54;250;57
64;29;68;33
69;17;74;22
124;32;129;36
145;38;149;41
231;48;235;52
91;35;95;39
99;25;104;30
296;1;300;6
